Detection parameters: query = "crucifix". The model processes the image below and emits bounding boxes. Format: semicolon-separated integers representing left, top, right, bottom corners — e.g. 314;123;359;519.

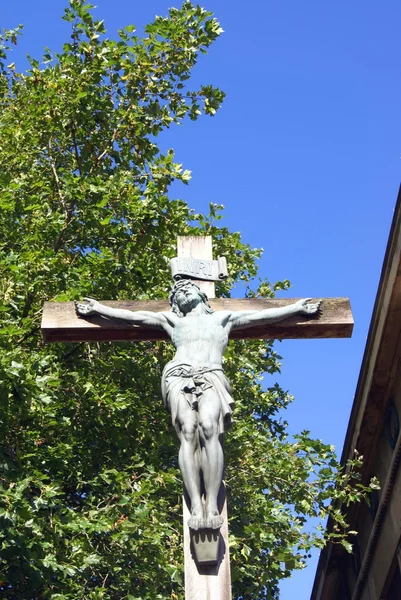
41;236;353;600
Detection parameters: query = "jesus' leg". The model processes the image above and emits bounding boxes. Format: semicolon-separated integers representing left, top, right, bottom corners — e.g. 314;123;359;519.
198;392;224;529
177;401;204;530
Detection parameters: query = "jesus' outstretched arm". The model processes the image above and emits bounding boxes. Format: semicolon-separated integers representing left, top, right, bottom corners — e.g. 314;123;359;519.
75;297;174;333
228;298;321;330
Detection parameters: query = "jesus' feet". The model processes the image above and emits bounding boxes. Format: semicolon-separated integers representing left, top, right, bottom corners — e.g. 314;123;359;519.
187;504;223;530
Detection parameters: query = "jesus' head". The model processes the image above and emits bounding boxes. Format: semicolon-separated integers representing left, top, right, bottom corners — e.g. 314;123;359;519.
169;279;214;317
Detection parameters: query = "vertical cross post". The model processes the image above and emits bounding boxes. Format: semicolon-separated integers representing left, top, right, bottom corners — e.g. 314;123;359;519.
183;486;231;600
177;236;216;299
178;236;232;600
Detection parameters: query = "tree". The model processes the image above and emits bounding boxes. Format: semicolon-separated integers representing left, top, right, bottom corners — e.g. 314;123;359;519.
0;2;376;598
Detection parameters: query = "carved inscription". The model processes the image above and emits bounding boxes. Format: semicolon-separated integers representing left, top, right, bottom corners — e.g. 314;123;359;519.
170;256;228;282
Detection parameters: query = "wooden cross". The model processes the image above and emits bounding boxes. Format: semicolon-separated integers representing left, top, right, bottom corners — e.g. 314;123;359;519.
41;236;353;600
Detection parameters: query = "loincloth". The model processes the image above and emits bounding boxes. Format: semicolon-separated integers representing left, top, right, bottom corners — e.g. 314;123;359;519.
161;361;234;438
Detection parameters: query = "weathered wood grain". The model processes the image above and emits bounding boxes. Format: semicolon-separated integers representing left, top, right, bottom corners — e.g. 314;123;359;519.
177;235;215;299
41;297;353;343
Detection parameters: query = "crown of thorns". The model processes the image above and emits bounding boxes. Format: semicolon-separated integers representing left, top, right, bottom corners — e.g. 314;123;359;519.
168;279;210;307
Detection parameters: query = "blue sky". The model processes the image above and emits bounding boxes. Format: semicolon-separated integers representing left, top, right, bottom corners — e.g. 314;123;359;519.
3;1;401;597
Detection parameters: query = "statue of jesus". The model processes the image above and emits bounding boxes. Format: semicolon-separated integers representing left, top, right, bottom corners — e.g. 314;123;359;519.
75;280;320;530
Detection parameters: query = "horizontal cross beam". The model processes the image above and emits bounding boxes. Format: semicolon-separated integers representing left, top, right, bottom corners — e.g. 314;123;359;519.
41;298;353;343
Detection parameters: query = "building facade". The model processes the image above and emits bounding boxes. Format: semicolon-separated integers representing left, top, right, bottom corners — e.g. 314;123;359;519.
311;187;401;600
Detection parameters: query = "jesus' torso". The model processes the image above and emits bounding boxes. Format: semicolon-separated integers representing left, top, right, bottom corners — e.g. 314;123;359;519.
165;311;232;369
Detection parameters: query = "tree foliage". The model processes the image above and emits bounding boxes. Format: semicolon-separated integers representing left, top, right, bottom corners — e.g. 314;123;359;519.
0;2;377;598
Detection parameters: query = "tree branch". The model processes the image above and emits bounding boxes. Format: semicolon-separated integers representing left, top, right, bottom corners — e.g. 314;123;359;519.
70;120;82;176
89;126;119;175
48;138;68;218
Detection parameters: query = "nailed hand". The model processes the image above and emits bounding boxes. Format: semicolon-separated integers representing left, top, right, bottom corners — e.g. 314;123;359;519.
74;297;99;317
